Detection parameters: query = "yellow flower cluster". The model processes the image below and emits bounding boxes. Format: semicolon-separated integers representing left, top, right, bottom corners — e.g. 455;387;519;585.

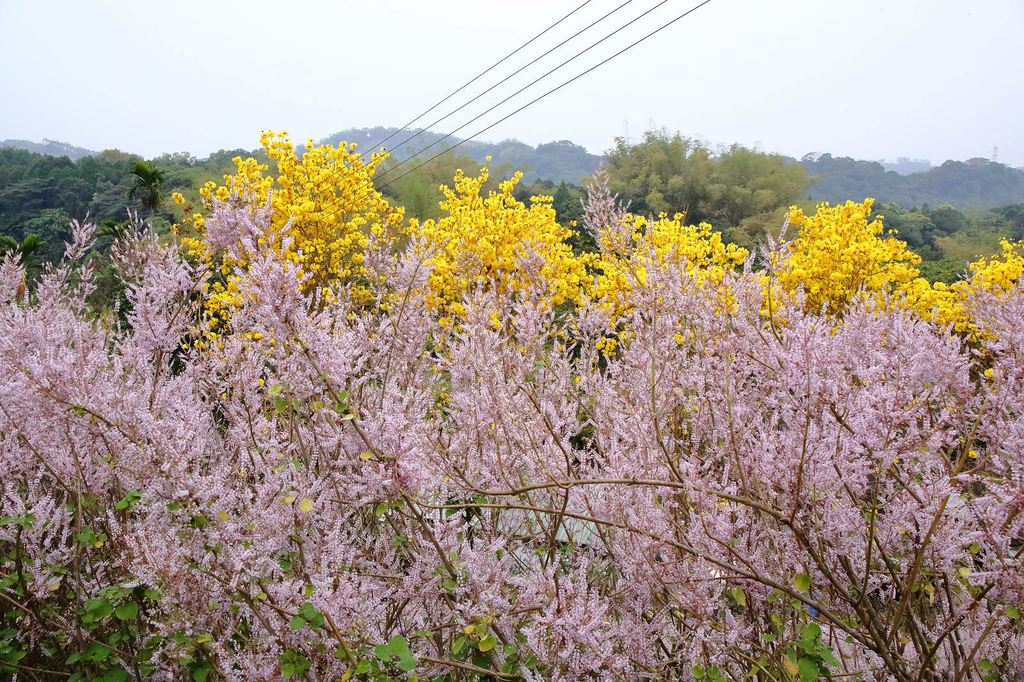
591;212;748;318
908;238;1024;334
185;131;404;328
955;239;1024;296
176;127;1021;349
408;168;592;328
766;199;1023;335
770;199;921;315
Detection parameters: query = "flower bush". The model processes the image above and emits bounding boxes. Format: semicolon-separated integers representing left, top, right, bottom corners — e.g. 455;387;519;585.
1;159;1023;682
176;131;404;330
408;167;592;328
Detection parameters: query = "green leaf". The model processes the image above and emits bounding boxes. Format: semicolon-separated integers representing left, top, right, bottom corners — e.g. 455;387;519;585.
798;657;820;681
1006;606;1019;619
298;602;325;628
730;587;746;607
801;623;822;641
453;635;467;654
115;491;142;510
794;573;812;593
86;598;115;619
115;602;138;620
289;616;307;630
269;384;282;395
278;649;311;679
478;635;496;652
102;670;129;682
387;635;411;657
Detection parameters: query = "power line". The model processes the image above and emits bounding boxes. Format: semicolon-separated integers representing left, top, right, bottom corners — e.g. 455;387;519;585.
373;0;678;185
378;0;715;192
253;0;714;223
359;0;600;160
364;0;636;167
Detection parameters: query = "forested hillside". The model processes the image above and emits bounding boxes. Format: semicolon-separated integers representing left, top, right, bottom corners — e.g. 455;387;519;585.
1;138;98;160
802;153;1024;208
319;127;602;184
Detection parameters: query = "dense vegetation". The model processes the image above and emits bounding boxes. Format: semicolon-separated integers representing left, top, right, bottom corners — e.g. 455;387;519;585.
3;131;1024;681
802;154;1024;209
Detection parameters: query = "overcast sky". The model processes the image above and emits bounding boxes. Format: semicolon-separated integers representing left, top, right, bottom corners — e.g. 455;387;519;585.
2;0;1022;166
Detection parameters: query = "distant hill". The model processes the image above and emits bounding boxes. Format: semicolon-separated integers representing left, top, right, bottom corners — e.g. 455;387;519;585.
317;127;603;184
801;153;1024;208
9;129;1023;209
1;138;97;160
879;158;933;175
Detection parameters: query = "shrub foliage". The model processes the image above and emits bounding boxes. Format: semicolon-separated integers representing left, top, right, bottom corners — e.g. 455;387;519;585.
2;145;1024;682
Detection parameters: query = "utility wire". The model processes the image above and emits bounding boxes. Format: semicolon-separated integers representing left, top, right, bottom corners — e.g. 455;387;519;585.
359;0;599;161
377;0;714;192
372;0;676;185
364;0;635;166
268;0;714;218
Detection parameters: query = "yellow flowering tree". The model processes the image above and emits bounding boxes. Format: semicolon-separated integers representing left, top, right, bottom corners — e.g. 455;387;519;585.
769;199;922;315
178;131;404;325
901;238;1024;334
408;167;592;328
590;212;748;319
766;199;1023;335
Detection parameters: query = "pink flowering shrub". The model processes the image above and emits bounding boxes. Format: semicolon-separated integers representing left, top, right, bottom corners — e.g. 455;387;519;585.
1;198;1023;682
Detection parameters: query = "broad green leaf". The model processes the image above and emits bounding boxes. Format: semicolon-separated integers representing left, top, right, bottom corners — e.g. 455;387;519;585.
794;573;812;592
115;602;138;620
798;657;820;681
86;599;115;619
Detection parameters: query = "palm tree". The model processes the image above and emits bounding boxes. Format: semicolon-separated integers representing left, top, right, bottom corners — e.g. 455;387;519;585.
0;234;46;269
96;219;136;244
0;234;46;300
126;160;167;216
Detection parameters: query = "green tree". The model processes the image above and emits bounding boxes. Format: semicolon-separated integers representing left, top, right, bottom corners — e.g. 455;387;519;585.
126;160;167;216
0;233;46;282
21;208;72;264
604;130;807;231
